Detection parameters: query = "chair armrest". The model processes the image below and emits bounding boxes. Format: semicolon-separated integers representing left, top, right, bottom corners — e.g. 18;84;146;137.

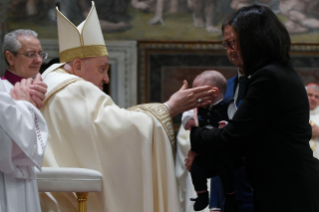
36;167;103;192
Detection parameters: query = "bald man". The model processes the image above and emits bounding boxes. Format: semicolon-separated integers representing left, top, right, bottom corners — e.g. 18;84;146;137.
183;70;243;211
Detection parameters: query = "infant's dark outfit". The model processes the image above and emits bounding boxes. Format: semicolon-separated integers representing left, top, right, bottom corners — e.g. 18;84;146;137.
190;97;243;211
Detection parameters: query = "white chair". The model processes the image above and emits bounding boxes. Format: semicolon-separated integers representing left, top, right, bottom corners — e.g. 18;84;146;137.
36;167;103;212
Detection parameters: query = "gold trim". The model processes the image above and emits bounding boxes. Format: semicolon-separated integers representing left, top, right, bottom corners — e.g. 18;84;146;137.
43;68;84;105
60;45;108;63
127;103;175;150
310;139;317;157
76;192;89;212
310;120;317;158
55;68;68;74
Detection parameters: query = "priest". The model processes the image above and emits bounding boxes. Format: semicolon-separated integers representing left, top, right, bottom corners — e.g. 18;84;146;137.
307;83;319;158
2;29;49;109
0;76;48;212
2;29;48;83
39;1;214;212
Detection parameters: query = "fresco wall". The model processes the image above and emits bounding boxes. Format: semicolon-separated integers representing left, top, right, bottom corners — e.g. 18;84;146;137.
4;0;319;42
1;0;319;121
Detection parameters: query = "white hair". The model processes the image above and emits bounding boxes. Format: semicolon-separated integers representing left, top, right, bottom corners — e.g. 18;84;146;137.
306;83;319;91
2;29;38;64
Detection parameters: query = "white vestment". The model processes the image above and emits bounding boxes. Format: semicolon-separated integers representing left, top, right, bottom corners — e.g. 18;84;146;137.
39;67;180;212
310;106;319;158
0;80;48;212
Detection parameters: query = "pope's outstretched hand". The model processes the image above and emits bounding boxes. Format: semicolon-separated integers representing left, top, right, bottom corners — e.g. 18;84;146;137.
165;80;214;117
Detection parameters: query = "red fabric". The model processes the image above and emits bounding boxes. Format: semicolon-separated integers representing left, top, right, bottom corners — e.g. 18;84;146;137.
1;70;24;85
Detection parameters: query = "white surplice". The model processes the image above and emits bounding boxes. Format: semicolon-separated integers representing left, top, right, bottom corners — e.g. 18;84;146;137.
0;80;48;212
39;67;180;212
310;106;319;158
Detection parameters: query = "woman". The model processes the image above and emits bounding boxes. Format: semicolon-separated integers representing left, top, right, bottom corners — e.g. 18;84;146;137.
190;4;319;212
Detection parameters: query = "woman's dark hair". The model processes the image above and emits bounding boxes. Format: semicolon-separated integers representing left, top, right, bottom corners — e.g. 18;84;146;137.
221;4;291;76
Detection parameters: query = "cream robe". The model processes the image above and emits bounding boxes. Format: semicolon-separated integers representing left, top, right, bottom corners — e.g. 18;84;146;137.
310;106;319;158
39;68;180;212
0;80;48;212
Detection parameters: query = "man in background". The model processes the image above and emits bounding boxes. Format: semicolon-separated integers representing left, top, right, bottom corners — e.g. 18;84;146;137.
2;29;48;109
307;83;319;158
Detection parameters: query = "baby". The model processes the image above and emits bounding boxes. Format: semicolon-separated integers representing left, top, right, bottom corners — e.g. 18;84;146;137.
182;70;242;211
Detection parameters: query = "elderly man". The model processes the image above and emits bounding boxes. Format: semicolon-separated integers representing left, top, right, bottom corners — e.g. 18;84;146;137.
0;74;48;212
2;29;49;109
2;29;48;85
307;83;319;158
39;2;213;212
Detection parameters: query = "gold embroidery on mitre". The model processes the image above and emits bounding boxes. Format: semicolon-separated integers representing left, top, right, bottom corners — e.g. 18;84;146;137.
127;103;175;150
60;45;108;63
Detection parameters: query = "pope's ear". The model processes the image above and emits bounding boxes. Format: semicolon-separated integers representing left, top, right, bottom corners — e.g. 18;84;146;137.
73;59;84;77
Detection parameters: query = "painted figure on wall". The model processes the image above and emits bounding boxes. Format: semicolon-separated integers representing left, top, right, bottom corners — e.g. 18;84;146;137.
187;0;221;33
5;0;319;40
83;0;132;32
279;0;319;33
230;0;319;34
134;0;185;26
8;0;54;20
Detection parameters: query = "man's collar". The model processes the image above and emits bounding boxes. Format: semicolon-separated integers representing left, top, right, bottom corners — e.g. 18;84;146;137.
310;106;319;115
237;69;244;77
237;68;251;79
1;69;24;85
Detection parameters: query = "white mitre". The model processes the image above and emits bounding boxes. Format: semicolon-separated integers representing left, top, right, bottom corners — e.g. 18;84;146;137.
43;1;108;77
57;1;108;63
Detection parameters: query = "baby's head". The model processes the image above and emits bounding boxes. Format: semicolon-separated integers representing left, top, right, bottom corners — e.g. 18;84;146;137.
193;70;227;103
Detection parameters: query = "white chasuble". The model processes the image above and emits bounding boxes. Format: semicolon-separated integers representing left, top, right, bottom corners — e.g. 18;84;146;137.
310;106;319;158
39;68;181;212
0;80;48;212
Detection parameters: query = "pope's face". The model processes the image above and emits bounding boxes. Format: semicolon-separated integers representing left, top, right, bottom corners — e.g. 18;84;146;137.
222;25;244;72
307;87;319;111
82;56;110;90
8;35;43;78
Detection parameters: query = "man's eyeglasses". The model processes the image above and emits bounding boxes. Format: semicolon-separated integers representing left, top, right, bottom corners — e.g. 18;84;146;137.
12;52;48;60
221;40;235;50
